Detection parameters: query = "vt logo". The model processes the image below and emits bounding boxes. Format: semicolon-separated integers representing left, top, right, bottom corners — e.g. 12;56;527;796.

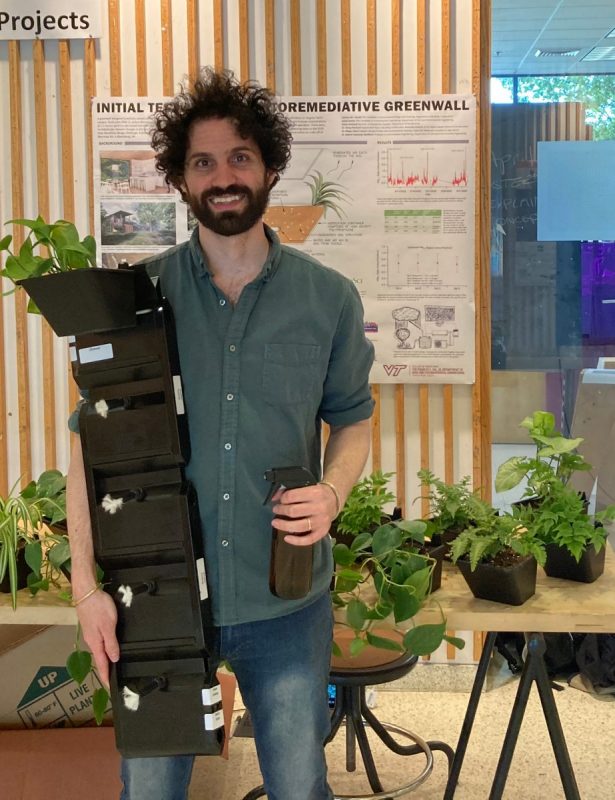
383;364;407;377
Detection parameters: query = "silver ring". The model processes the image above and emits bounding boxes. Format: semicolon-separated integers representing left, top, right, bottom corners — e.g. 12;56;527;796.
307;517;312;532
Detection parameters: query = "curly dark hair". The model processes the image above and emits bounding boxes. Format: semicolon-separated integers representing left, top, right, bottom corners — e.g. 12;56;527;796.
151;67;292;192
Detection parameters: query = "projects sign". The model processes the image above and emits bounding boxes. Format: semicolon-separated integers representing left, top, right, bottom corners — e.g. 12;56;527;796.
0;0;102;40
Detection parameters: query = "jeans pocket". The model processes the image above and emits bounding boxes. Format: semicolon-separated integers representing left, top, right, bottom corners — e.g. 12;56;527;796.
262;343;322;405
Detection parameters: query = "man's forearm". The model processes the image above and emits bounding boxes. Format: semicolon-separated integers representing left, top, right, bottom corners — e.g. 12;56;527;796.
322;417;371;512
66;435;98;595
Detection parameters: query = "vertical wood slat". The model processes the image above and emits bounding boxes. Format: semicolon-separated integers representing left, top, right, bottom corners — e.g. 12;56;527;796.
366;0;377;95
290;0;302;95
265;0;276;90
85;39;97;241
161;0;174;95
213;0;224;70
238;0;250;82
135;0;148;95
33;40;57;471
340;0;351;95
370;386;381;471
59;41;81;418
316;0;327;95
472;0;492;500
108;0;122;96
441;0;451;93
186;0;199;85
417;0;427;94
9;41;32;485
391;0;401;94
441;2;454;484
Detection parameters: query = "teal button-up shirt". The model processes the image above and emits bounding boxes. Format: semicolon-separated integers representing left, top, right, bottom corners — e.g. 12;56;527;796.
142;226;374;625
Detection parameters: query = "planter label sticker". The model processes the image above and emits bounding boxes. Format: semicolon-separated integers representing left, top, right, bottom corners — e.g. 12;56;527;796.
78;343;114;364
17;665;111;728
93;93;476;384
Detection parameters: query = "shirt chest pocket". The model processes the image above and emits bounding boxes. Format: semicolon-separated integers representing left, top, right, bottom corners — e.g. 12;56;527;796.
262;343;322;405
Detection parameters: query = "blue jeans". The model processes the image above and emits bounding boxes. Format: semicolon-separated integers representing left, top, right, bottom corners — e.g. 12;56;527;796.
120;591;334;800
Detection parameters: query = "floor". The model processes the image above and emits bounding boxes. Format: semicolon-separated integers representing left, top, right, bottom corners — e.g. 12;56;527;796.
188;664;614;800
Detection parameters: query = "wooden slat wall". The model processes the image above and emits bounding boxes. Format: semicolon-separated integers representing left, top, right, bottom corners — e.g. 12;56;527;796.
0;0;491;665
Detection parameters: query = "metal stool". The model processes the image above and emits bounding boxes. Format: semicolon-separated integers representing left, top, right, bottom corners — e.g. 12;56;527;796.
242;650;454;800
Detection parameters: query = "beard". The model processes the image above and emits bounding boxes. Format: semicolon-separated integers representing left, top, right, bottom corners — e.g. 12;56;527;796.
185;182;271;237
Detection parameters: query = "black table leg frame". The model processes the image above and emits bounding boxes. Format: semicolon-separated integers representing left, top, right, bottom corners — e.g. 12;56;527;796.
443;631;581;800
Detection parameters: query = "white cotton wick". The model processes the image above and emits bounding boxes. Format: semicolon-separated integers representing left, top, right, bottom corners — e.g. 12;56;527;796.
94;398;109;418
101;494;124;514
117;584;134;608
122;686;140;712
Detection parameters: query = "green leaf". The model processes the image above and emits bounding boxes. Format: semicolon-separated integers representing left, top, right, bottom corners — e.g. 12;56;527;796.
66;649;92;685
0;234;12;251
403;566;432;597
365;632;404;652
495;457;528;492
331;640;343;658
26;573;49;595
24;540;42;577
443;634;466;650
391;588;420;623
371;524;404;556
92;687;109;725
332;543;355;567
350;532;372;552
349;637;367;657
403;622;446;656
48;539;71;569
346;598;368;630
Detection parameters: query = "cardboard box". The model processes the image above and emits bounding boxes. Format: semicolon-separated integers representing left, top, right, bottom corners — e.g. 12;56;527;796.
0;625;111;729
0;727;122;799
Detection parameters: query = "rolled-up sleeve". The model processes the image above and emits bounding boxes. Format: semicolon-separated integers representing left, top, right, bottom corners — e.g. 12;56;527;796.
319;281;375;427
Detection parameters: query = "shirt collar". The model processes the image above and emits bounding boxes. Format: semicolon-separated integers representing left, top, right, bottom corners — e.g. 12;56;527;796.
188;223;282;284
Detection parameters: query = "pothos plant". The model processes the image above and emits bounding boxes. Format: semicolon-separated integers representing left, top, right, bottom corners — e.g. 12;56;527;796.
332;518;464;659
0;216;96;312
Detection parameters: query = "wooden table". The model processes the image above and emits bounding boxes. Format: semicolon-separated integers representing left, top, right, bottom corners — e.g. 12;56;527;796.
4;548;615;799
419;545;615;799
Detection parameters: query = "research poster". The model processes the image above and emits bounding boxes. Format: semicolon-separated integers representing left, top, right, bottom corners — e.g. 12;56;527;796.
93;94;476;384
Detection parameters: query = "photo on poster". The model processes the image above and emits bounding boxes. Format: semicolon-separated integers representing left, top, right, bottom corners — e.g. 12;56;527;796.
100;200;176;247
99;149;170;195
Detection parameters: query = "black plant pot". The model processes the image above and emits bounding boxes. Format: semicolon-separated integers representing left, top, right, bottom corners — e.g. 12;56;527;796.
422;543;446;592
457;555;537;605
19;268;136;336
544;542;606;583
0;545;30;594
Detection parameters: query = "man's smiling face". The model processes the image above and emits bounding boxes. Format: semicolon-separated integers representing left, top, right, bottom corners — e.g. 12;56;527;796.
181;116;276;237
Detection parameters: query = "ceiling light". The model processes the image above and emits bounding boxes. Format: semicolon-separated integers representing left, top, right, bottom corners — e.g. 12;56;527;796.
582;45;615;61
534;48;580;58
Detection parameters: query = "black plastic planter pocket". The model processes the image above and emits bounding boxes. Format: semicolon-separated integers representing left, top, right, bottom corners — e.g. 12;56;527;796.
423;543;447;592
0;545;30;593
92;469;199;563
544;542;606;583
457;555;537;605
106;561;210;656
111;656;224;758
19;268;137;337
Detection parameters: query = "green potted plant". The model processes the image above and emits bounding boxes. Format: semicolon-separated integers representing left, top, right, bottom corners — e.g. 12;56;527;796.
495;410;615;583
332;517;464;659
417;469;485;552
0;216;136;336
333;470;397;542
450;503;546;605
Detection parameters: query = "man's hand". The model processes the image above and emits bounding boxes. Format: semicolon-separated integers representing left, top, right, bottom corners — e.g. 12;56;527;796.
272;483;338;546
75;589;120;688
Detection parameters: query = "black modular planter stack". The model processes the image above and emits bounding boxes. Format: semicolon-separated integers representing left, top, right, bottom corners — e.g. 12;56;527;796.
66;267;223;758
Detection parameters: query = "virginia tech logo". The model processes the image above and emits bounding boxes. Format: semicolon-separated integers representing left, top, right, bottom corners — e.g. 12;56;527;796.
383;364;408;377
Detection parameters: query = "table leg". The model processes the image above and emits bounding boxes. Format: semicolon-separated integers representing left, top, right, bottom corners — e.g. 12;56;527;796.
443;631;497;799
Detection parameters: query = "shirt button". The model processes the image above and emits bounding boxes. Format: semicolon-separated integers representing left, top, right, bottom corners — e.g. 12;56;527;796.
229;344;236;352
224;442;232;450
226;393;234;401
219;299;226;306
223;493;230;501
221;540;229;547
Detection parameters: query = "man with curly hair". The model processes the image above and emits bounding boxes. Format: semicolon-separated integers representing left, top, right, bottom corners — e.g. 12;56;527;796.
68;67;374;800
